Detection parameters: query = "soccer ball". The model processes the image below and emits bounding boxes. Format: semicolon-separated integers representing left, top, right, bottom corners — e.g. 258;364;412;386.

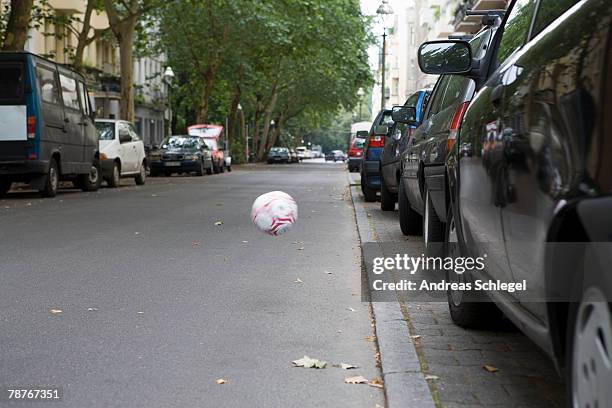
251;191;298;236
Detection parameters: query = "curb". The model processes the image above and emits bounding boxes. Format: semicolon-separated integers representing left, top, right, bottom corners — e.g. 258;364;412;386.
348;178;436;408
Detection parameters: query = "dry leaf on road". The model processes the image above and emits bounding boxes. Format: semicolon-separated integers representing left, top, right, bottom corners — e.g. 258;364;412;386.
294;278;303;283
425;375;439;380
214;220;224;226
340;363;357;370
347;307;356;312
292;356;327;369
216;379;226;384
49;309;63;314
483;365;499;373
369;378;384;388
345;376;368;384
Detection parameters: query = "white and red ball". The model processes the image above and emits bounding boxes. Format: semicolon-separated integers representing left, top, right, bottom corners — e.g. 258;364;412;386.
251;191;298;236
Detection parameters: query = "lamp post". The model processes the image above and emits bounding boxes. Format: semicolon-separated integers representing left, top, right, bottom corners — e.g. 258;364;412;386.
357;87;365;121
238;103;247;162
163;66;175;138
377;0;393;112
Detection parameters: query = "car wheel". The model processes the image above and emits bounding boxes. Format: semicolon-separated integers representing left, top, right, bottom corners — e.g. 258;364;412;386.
206;164;213;175
567;286;612;408
423;187;444;254
107;162;120;188
445;207;501;328
380;173;395;211
135;161;146;185
213;162;220;174
398;181;422;235
164;171;172;177
79;160;101;192
227;165;232;172
195;160;204;176
220;161;225;172
40;158;59;197
0;179;12;197
363;180;377;202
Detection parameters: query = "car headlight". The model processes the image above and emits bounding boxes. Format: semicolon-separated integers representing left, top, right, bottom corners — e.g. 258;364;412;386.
185;155;199;161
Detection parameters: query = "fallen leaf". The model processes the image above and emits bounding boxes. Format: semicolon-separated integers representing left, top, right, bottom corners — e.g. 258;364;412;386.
242;241;248;243
292;356;327;369
86;307;98;312
192;241;201;248
483;365;499;373
137;311;144;315
49;309;63;315
324;270;332;274
347;307;356;312
216;379;226;384
294;278;303;283
298;247;305;251
134;232;140;235
337;330;343;333
369;378;384;388
364;335;375;342
340;363;357;370
425;375;439;380
214;220;224;226
151;194;158;197
411;335;421;340
344;375;368;384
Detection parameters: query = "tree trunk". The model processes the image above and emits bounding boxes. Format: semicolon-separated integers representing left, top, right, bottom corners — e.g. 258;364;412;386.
2;0;34;51
257;90;278;160
268;111;285;150
73;0;97;71
118;25;136;121
197;72;214;123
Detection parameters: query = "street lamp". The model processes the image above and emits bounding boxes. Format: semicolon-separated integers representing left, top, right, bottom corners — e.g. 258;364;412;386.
238;103;248;162
357;87;365;121
163;66;175;137
377;0;393;111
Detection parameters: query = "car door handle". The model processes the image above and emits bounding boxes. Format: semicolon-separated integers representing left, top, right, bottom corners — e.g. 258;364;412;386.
491;84;504;106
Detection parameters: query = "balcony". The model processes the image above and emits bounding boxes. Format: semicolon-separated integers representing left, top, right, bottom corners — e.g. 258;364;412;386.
453;0;509;33
48;0;83;14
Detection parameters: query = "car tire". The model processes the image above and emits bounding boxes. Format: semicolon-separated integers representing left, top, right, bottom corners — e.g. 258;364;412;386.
380;173;395;211
107;162;120;188
135;162;146;185
445;207;501;328
566;286;612;408
40;158;59;197
0;179;11;197
164;171;172;177
363;180;377;202
206;165;213;175
195;160;204;176
398;180;422;235
227;165;232;172
78;160;101;192
213;162;220;174
423;187;444;254
220;161;225;172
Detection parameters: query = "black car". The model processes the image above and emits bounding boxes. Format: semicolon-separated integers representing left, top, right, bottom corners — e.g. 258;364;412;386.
149;135;213;177
267;147;290;164
0;52;100;197
419;0;612;405
398;24;497;239
361;109;394;202
379;89;431;211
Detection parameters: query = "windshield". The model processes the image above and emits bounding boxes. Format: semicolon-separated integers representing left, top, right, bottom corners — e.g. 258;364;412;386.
95;122;115;141
161;136;200;149
0;64;25;102
270;147;286;153
353;138;365;149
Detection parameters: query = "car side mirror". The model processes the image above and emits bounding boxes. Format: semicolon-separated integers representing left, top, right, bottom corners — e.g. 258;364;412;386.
392;106;418;125
418;40;472;75
119;130;131;143
374;125;388;136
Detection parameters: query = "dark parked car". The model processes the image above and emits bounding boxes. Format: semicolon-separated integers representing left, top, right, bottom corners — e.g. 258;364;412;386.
267;147;290;164
0;52;100;197
398;24;497;239
325;150;346;162
420;1;612;405
347;135;366;172
361;109;394;202
379;89;430;211
149;135;213;176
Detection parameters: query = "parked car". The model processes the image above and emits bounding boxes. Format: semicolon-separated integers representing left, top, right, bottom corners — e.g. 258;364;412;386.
96;120;146;187
347;135;366;172
267;147;290;164
289;148;299;163
187;124;230;173
0;52;100;198
325;150;346;162
360;109;394;202
419;1;612;405
398;23;497;237
149;135;213;176
379;89;431;211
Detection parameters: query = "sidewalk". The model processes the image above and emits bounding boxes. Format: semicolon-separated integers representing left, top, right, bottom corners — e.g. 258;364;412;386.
349;174;566;408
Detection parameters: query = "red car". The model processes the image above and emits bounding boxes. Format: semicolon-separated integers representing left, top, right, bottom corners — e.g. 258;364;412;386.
347;137;365;172
187;124;230;173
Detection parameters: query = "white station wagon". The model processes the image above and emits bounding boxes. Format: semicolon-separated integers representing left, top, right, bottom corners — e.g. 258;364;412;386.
95;119;147;187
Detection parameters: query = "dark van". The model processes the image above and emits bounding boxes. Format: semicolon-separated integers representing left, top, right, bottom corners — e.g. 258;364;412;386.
0;52;100;198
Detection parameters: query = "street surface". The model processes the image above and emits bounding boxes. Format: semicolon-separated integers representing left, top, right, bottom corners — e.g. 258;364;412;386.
0;162;382;407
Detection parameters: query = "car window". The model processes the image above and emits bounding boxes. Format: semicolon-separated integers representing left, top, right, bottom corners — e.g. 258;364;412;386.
420;91;431;119
497;0;537;66
354;139;365;149
381;112;394;126
95;122;115;141
439;76;468;112
0;63;24;102
404;92;420;108
36;66;60;105
531;0;578;38
59;74;80;111
128;124;141;141
427;76;450;117
77;81;90;116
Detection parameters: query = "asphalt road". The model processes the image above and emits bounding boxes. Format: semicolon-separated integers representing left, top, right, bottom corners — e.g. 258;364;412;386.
0;162;383;407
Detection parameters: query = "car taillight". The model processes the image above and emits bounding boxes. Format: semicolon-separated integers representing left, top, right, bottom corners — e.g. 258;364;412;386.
448;101;470;151
369;135;384;148
27;116;36;139
28;153;37;160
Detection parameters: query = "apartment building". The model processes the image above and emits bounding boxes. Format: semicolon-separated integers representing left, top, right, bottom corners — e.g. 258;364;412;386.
7;0;169;145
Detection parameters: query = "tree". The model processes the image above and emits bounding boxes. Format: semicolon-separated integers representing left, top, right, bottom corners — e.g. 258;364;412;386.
1;0;34;51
